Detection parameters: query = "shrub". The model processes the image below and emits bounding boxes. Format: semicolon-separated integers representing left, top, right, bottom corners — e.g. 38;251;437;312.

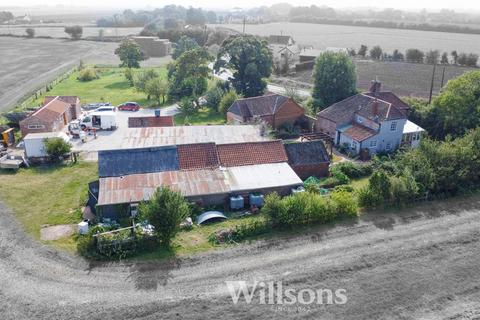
331;190;358;217
77;67;99;81
204;87;223;111
219;90;239;115
124;68;134;86
330;166;350;185
357;186;382;208
333;162;372;179
25;28;35;38
43;137;71;161
262;192;287;227
64;25;83;40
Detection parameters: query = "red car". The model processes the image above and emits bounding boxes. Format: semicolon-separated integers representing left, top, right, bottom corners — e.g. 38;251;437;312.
118;102;140;111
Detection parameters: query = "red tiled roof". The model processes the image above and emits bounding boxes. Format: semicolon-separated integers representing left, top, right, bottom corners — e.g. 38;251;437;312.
343;124;377;142
177;143;220;170
217;140;288;167
128;116;174;128
228;94;291;118
28;97;69;123
364;91;410;115
44;96;79;105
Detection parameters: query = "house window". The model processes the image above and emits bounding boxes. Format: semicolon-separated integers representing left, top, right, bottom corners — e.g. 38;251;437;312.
351;141;357;149
390;121;397;131
28;124;45;129
370;140;377;148
386;142;392;150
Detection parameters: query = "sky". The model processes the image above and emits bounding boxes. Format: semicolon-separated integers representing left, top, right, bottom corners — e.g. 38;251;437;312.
2;0;480;11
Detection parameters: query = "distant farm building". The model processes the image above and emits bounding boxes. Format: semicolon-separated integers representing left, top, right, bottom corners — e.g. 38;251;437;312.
131;36;172;57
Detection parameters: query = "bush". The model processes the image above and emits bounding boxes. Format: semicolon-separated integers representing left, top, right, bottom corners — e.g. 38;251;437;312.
261;192;287;227
43;137;71;161
25;28;35;38
64;25;83;40
219;90;239;115
204;87;223;111
124;68;134;86
77;68;99;81
333;162;372;179
331;190;358;217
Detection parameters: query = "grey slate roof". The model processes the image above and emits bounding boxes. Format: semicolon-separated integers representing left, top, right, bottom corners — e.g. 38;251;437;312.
228;94;289;119
98;146;179;178
284;141;330;166
317;93;406;124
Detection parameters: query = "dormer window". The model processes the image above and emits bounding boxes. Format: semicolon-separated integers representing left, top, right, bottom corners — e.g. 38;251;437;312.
390;121;397;131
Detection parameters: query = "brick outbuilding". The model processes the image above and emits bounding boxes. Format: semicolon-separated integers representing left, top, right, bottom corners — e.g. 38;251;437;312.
19;97;73;137
284;140;330;179
227;94;305;129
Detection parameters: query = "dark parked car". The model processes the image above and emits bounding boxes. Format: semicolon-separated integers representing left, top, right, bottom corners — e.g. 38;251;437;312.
118;102;140;111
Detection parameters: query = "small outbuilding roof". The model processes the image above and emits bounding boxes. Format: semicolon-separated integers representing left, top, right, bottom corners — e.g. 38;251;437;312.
98;146;179;178
225;162;302;193
217;140;288;167
228;94;290;119
403;120;425;134
284;141;330;165
177;143;220;170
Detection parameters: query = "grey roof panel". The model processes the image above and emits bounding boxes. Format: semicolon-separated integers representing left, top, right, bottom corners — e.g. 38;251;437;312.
98;146;179;177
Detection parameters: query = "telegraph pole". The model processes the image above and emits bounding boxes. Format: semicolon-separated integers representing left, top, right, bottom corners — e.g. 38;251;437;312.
428;63;437;104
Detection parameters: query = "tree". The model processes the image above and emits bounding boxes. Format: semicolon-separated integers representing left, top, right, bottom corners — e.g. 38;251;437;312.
312;52;357;111
432;71;480;138
168;47;212;105
457;53;479;67
204;87;224;111
43;138;72;161
164;18;179;30
64;25;83;40
369;46;383;60
219;90;239;115
440;52;449;64
172;36;199;59
178;97;197;116
392;49;404;61
451;50;458;64
405;48;425;63
25;28;35;38
215;35;273;97
358;45;368;57
425;50;440;64
134;69;158;98
186;7;206;25
77;68;99;81
124;68;134;86
114;39;147;68
138;187;190;248
145;77;169;104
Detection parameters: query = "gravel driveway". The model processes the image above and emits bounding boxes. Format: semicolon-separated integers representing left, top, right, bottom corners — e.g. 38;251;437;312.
1;196;480;319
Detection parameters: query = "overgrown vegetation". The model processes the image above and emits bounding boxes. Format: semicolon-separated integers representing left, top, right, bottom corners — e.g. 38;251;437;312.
43;137;72;161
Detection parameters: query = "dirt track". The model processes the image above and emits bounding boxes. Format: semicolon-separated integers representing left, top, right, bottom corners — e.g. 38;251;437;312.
1;196;480;319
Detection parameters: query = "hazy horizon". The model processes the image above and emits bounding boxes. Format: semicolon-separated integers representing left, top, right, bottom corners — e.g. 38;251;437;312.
1;0;480;12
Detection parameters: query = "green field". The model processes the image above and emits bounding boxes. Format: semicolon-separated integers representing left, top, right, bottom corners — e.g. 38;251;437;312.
174;107;226;125
33;67;169;107
0;162;98;252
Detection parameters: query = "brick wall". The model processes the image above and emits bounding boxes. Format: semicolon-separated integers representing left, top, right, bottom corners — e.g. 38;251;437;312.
274;99;305;129
290;163;330;179
20;115;65;137
315;116;337;138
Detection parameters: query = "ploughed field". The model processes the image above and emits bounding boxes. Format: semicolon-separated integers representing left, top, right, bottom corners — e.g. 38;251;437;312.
290;59;477;98
0;26;142;38
1;195;480;319
0;37;168;112
219;22;480;54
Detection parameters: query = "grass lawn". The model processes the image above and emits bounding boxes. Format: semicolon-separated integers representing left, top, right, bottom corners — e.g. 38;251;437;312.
136;213;269;260
32;67;169;108
174;107;226;125
350;176;370;191
0;162;98;252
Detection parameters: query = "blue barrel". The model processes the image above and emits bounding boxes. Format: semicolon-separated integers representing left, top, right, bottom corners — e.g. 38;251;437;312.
154;109;161;117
